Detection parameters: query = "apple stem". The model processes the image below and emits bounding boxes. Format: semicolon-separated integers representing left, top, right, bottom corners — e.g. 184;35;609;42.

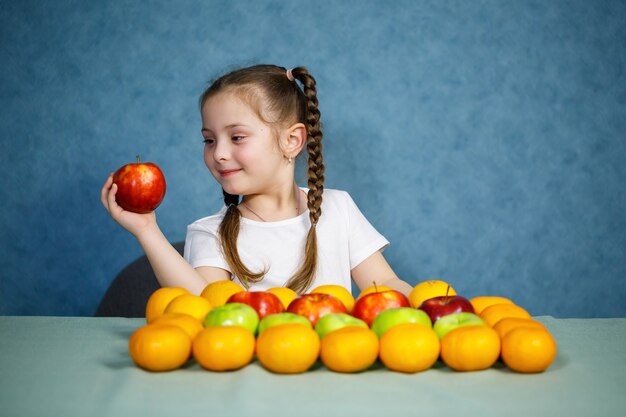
373;281;378;293
136;155;141;163
445;285;451;304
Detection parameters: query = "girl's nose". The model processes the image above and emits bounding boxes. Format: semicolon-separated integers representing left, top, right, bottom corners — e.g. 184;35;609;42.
212;139;231;161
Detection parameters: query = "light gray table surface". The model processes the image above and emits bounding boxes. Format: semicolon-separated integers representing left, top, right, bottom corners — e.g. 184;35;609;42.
1;315;624;417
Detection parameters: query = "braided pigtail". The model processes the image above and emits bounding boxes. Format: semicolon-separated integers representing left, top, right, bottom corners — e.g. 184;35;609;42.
285;67;325;294
218;188;265;288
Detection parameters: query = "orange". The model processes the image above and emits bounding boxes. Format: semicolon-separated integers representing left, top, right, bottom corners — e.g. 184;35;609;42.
192;326;255;371
357;284;393;300
200;280;245;307
408;280;456;308
255;323;320;374
267;287;298;309
320;326;378;373
441;325;501;371
145;287;190;323
501;327;557;373
480;303;531;327
128;324;192;371
379;323;440;373
151;313;204;339
164;294;213;322
311;284;356;313
493;317;547;340
470;296;514;315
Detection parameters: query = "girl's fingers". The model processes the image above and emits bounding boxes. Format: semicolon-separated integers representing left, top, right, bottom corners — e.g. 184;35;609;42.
102;175;123;217
107;183;121;215
100;175;113;211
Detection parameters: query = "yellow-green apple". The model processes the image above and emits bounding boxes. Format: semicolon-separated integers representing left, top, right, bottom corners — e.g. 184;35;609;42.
227;291;284;320
352;290;411;327
286;293;347;326
433;312;485;339
204;303;259;334
419;295;475;323
314;313;368;339
258;312;312;335
371;307;432;338
112;156;166;213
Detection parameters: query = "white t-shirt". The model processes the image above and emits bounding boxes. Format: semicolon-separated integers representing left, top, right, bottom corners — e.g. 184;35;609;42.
184;188;389;293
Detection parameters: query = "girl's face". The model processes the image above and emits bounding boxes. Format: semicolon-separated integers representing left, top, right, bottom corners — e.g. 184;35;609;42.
201;92;290;196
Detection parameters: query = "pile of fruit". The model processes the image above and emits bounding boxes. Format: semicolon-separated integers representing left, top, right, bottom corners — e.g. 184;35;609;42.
128;280;557;374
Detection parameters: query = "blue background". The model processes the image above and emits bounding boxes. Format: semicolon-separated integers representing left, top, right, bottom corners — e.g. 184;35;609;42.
1;0;625;318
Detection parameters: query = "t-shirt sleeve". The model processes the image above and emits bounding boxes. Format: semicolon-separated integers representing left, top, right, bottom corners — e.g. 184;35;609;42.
344;192;390;268
184;217;231;272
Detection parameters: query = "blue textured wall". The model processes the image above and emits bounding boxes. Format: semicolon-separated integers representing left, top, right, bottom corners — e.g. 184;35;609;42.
1;0;625;317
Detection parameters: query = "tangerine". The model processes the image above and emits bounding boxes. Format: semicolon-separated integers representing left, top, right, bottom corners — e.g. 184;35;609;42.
480;303;531;327
440;325;500;371
193;326;255;371
470;296;514;315
267;287;298;309
501;327;557;373
493;317;547;340
255;323;320;374
200;280;245;307
379;323;440;373
320;326;379;373
163;294;213;322
128;324;192;371
145;287;190;323
151;313;204;339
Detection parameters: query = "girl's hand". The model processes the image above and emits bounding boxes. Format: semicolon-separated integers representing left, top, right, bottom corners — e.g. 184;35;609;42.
101;174;216;294
100;174;158;237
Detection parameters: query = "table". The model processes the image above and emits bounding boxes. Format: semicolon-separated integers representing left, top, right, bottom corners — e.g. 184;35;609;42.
1;316;624;417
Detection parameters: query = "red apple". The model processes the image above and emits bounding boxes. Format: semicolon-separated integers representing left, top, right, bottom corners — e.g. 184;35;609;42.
418;295;475;324
352;290;411;327
112;156;166;213
227;291;284;320
286;293;347;327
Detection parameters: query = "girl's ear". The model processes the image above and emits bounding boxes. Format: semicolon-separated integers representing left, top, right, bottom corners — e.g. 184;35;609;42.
281;122;307;158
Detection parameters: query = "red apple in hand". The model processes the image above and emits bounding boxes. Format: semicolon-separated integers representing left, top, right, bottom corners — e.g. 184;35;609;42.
227;291;284;320
112;156;166;213
286;293;347;327
419;295;475;324
352;290;411;327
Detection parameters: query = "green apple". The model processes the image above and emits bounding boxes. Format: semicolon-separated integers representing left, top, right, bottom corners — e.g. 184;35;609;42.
258;312;312;335
204;302;259;334
371;307;432;338
433;312;485;339
314;313;368;338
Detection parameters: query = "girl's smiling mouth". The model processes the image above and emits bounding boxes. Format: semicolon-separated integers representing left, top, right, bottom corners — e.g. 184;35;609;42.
218;169;242;177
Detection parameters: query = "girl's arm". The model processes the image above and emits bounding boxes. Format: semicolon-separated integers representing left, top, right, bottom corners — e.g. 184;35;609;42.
101;174;229;294
351;251;414;296
133;223;230;294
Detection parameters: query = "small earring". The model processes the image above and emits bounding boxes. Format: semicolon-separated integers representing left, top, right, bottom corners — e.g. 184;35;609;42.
288;156;293;164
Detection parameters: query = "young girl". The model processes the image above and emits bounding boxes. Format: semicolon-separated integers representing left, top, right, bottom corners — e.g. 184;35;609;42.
101;64;412;296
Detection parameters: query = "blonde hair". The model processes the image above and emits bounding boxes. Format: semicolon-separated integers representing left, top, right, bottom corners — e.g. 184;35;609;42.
199;65;324;293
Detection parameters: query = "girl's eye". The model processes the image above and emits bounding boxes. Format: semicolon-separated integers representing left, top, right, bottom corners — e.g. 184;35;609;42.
232;135;245;142
203;138;215;145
